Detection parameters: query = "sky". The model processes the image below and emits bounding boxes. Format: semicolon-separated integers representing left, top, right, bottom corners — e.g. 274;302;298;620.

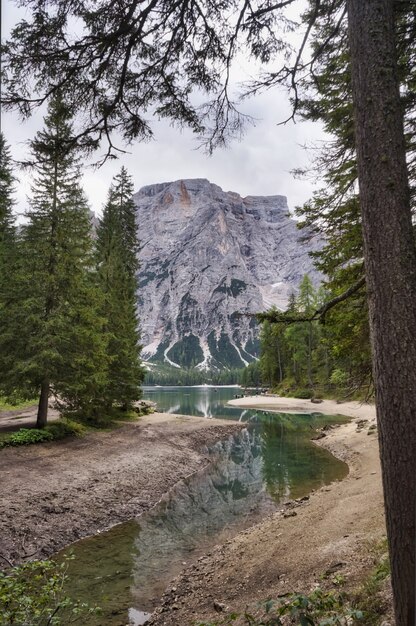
2;1;325;218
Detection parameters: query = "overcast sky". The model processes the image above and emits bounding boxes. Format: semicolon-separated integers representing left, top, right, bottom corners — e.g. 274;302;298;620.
3;1;325;218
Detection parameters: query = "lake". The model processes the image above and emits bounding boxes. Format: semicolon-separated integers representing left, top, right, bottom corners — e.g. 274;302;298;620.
60;386;348;625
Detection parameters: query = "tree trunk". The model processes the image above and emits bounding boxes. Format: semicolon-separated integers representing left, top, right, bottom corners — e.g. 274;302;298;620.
307;322;313;389
37;380;49;428
277;340;283;384
347;1;416;623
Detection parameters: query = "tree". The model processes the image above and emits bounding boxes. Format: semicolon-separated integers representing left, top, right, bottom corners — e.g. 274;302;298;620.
347;3;416;621
259;317;284;388
3;0;416;621
0;133;16;259
0;134;18;401
0;98;108;426
0;132;17;330
96;168;144;412
0;133;17;303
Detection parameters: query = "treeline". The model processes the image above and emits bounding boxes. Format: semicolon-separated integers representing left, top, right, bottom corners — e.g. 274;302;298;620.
258;274;370;398
144;366;242;386
0;98;143;428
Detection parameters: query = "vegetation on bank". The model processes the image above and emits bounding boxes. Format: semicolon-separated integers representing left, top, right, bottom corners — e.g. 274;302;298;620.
197;540;391;626
0;403;154;449
0;558;100;626
0;420;86;449
0;539;391;626
0;398;38;412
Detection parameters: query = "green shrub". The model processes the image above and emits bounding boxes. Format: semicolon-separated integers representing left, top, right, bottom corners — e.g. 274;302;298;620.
0;420;86;449
294;388;314;399
0;558;99;625
196;588;363;625
353;541;391;625
329;369;349;388
46;420;86;439
0;397;37;411
0;428;54;448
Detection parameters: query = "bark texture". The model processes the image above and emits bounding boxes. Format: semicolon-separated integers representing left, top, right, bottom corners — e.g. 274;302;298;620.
347;1;416;623
36;380;49;428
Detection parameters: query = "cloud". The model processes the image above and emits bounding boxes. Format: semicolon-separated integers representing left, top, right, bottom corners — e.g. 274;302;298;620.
3;0;324;218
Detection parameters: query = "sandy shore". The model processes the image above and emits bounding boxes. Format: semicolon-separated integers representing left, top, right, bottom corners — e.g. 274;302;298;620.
149;396;386;625
0;412;244;566
228;394;377;421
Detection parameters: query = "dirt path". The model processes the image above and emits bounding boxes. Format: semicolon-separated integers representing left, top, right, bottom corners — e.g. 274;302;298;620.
0;404;60;434
149;397;386;625
0;413;243;566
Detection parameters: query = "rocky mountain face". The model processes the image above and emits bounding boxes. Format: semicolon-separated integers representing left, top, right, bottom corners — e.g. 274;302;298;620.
135;178;321;370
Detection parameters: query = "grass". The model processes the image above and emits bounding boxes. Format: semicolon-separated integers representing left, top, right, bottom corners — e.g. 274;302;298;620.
0;397;37;411
352;539;391;625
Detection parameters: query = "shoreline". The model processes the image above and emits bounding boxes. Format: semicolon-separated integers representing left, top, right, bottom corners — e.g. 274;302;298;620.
0;412;244;566
1;397;388;624
148;396;386;625
228;394;377;421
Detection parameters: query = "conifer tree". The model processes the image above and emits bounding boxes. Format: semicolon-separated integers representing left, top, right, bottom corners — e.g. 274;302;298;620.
96;168;143;412
0;98;108;426
0;134;18;399
0;133;16;254
0;134;17;301
0;134;18;384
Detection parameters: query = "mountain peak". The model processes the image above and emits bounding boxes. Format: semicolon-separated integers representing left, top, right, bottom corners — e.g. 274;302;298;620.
135;179;321;369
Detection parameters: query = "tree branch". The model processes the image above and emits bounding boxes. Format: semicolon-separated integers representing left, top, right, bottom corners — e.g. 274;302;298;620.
252;275;366;325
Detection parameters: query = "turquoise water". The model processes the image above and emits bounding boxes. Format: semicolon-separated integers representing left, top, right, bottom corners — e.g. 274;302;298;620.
142;385;256;420
60;386;348;625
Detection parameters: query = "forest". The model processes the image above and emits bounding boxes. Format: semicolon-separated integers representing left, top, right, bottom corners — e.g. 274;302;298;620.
0;99;144;429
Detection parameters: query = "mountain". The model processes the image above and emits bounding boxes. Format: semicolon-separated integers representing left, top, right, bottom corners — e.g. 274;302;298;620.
135;178;321;370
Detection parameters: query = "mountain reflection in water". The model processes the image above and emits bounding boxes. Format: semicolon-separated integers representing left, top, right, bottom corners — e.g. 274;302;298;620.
58;390;348;626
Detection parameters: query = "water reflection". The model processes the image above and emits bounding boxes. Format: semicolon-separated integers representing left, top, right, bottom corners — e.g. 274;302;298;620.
131;429;272;611
60;411;348;625
142;386;256;421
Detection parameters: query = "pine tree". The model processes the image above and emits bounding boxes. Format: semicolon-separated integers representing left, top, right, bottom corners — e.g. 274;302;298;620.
0;133;16;254
0;98;108;426
96;167;144;413
0;133;15;290
0;133;17;304
0;134;18;400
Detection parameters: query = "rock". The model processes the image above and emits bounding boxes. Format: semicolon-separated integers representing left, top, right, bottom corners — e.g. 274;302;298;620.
356;419;368;426
324;562;346;576
311;398;323;404
311;432;326;440
283;510;298;518
135;179;322;369
213;601;227;612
